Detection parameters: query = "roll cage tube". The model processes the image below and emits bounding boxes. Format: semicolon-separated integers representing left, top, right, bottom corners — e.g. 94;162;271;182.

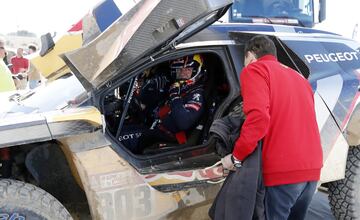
115;77;138;139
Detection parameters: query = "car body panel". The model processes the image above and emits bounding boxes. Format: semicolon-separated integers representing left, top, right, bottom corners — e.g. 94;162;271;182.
82;0;140;45
0;74;86;114
345;104;360;146
280;36;360;128
0;106;102;148
0;113;51;147
60;135;221;219
63;0;233;90
31;34;83;80
278;35;360;181
30;0;128;81
0;74;101;147
314;91;349;183
49;107;102;126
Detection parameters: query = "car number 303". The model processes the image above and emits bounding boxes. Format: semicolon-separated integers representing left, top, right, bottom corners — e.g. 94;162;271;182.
98;185;152;219
0;213;25;220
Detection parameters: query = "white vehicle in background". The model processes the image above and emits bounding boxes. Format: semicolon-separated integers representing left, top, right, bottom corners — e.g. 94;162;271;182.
220;0;326;27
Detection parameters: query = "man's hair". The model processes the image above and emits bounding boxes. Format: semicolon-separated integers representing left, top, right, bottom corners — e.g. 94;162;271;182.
28;45;37;52
244;35;277;58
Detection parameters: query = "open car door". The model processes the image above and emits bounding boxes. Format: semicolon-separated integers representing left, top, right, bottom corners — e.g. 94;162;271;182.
62;0;233;91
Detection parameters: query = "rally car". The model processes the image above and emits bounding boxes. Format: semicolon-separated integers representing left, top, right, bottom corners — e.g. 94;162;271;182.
1;0;360;219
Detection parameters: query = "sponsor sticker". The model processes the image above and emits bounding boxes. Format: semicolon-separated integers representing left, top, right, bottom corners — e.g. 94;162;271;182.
304;52;359;64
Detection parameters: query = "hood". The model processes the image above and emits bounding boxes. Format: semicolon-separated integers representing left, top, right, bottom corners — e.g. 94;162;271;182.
0;75;102;147
62;0;232;91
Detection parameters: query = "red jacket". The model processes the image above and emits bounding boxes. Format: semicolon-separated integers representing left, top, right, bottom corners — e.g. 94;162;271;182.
10;56;29;74
233;55;323;186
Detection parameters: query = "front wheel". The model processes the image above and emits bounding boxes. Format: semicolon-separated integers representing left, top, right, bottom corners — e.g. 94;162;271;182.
0;179;72;220
328;146;360;219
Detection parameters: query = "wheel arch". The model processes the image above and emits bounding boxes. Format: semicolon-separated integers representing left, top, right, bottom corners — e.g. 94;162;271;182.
344;104;360;147
19;140;89;211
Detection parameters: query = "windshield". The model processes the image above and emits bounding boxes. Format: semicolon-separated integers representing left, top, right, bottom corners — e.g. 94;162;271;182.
230;0;314;27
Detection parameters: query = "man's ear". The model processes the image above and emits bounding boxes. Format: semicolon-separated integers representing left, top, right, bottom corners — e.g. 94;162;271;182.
244;51;257;67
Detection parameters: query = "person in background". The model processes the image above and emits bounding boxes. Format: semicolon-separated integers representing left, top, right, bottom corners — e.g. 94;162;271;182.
27;62;42;90
0;39;16;92
28;44;37;54
0;38;15;178
11;47;29;90
3;50;9;66
222;35;323;220
26;44;41;89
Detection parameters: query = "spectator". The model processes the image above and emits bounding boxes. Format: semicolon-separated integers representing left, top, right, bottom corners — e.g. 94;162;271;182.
0;38;16;92
28;44;37;54
27;62;42;90
24;44;41;89
0;39;15;178
11;47;29;90
3;51;9;66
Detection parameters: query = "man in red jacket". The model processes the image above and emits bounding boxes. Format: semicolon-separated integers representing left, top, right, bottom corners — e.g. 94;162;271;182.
11;47;29;90
222;35;323;220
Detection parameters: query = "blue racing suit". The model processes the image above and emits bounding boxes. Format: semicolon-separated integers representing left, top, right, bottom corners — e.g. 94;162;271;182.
121;78;205;154
162;84;205;133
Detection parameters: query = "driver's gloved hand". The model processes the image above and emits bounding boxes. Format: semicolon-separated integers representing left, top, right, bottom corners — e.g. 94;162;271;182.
169;82;181;101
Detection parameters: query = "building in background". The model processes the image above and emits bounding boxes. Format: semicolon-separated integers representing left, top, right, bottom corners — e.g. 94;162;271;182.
3;35;40;55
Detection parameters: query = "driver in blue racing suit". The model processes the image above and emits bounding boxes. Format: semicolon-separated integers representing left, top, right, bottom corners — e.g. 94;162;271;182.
123;54;206;154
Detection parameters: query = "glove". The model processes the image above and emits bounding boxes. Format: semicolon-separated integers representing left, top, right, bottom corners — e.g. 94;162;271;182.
169;82;181;101
221;154;235;171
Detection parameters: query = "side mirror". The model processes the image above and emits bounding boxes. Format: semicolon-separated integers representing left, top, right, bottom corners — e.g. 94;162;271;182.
39;33;55;57
319;0;326;22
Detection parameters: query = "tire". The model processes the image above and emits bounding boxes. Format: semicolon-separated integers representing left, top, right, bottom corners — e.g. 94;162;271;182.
328;146;360;219
0;179;73;220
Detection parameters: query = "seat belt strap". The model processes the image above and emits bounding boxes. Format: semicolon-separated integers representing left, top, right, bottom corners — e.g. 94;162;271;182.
175;131;187;144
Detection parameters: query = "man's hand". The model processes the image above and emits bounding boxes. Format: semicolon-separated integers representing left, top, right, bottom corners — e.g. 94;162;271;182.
221;154;235;171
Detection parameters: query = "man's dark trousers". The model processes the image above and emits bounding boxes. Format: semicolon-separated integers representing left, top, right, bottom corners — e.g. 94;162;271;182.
265;181;317;220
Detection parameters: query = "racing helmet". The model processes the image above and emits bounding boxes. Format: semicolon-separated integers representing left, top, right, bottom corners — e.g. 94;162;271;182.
170;54;204;82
